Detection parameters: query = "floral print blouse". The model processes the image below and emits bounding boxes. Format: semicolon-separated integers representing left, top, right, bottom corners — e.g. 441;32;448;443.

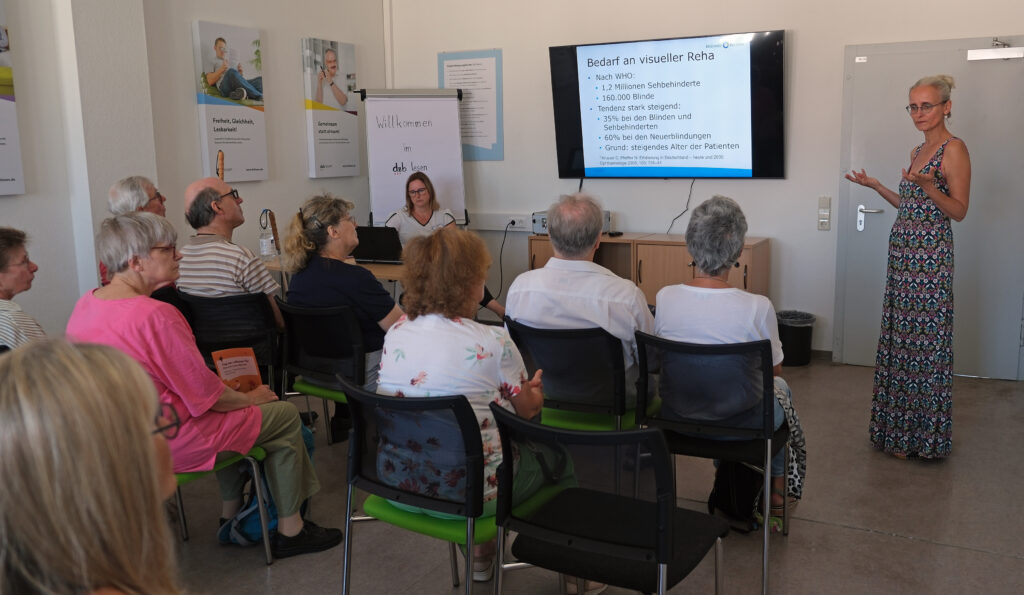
376;314;527;504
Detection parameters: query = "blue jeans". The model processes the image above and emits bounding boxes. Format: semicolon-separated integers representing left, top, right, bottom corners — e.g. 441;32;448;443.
218;68;263;99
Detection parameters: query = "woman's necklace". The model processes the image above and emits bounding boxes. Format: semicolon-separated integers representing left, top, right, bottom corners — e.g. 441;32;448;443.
693;273;731;287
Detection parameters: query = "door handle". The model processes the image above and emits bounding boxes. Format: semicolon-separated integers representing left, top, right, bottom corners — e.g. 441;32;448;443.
856;204;885;231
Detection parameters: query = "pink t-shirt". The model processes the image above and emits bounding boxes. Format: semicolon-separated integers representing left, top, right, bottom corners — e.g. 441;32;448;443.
66;290;261;472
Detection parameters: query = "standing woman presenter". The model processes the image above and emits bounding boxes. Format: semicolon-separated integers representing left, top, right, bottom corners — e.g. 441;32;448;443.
845;74;971;459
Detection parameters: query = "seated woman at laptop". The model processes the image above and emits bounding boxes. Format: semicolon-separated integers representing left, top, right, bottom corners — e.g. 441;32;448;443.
283;194;403;433
384;172;505;318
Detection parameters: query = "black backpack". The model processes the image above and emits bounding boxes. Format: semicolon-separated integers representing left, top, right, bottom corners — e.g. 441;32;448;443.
708;461;763;533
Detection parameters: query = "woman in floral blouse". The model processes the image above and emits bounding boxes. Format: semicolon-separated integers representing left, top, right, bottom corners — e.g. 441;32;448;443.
376;226;543;581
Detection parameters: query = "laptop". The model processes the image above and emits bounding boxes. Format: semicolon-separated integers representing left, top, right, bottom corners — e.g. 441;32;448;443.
351;226;403;264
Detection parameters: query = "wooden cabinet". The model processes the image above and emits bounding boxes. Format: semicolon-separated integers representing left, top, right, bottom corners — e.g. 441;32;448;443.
528;234;770;305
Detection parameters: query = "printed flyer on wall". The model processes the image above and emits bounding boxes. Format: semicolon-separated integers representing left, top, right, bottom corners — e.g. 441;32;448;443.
191;20;268;182
301;37;359;178
0;1;25;196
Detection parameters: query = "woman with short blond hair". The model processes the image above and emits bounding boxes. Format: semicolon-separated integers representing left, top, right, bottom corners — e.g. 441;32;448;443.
0;340;180;594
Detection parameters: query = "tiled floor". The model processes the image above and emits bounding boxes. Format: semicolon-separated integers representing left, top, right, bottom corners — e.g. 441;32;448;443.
177;356;1024;593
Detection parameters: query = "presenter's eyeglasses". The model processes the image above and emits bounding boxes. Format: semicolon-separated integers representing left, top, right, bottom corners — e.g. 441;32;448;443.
153;403;180;439
220;188;241;201
905;101;945;114
408;188;429;196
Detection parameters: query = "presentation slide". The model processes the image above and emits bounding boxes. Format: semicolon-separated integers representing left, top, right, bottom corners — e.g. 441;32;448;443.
576;34;752;177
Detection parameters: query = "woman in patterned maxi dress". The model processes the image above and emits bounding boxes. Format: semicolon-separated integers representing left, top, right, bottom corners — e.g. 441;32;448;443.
846;74;971;459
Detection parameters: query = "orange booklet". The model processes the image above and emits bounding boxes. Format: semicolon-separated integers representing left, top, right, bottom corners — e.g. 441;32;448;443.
211;347;262;392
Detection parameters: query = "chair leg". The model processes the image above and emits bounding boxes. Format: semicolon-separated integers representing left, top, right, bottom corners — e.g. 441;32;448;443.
244;457;273;565
174;487;189;541
657;562;668;595
464;518;475;595
493;529;506;595
448;541;460;587
714;536;724;595
761;438;771;595
324;399;334;445
783;443;791;536
342;484;355;594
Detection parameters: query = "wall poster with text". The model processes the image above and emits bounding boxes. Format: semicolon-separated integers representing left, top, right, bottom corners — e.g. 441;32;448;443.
192;20;268;182
301;38;359;178
0;0;25;195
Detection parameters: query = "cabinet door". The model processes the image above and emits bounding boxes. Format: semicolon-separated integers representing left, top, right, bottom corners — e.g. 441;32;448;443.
636;243;692;304
726;242;769;296
528;237;555;270
727;247;751;291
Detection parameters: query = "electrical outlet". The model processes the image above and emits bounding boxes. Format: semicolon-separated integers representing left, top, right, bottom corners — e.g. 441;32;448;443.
507;216;531;232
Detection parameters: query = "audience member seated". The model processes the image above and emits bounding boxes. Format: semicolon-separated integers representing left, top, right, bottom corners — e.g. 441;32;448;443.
385;171;505;318
101;175;170;285
376;227;544;581
65;212;342;559
506;193;654;404
177;177;283;327
0;227;44;349
0;340;181;594
283;194;403;436
653;195;806;520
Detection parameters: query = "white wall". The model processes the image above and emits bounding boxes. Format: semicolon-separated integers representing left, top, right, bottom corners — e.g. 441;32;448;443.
386;0;1023;349
142;0;386;255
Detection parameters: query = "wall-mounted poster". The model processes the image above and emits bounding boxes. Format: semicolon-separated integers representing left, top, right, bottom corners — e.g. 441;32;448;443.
301;38;359;178
0;0;25;196
191;21;268;182
438;49;503;161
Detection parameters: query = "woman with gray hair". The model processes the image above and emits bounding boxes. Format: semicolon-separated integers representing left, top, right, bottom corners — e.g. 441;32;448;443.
100;175;168;285
654;195;805;529
66;212;342;559
0;227;44;349
283;194;403;440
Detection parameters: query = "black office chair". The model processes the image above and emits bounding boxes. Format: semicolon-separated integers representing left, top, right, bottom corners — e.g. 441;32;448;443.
504;316;634;431
274;296;365;444
338;374;493;594
489;403;729;595
149;285;193;328
635;332;790;595
178;292;279;390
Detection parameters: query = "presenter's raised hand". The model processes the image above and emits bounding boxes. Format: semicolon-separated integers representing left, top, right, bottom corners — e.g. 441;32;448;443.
845;168;880;190
901;167;936;188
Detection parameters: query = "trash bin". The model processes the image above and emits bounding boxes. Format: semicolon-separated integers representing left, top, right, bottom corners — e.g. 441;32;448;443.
776;310;815;366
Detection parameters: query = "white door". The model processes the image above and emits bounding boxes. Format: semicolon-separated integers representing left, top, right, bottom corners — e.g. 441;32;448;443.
834;36;1024;380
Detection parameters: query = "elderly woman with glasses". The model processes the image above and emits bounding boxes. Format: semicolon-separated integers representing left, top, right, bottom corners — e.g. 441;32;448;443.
283;194;404;440
845;74;971;460
654;195;806;528
0;227;44;349
0;340;181;593
99;175;169;285
384;172;505;318
66;212;342;559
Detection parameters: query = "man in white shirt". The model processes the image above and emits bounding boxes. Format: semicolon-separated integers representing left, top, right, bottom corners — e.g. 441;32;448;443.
505;193;654;397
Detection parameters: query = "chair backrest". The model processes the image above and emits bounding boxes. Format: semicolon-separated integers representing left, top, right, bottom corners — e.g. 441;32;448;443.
635;331;776;441
336;374;484;518
489;402;676;563
149;286;193;327
275;296;366;387
177;292;278;365
504;316;627;415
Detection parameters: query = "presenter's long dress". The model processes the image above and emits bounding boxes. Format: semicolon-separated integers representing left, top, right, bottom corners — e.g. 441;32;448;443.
869;137;957;459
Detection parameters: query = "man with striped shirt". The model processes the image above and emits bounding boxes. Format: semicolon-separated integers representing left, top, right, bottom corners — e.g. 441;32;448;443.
178;177;283;327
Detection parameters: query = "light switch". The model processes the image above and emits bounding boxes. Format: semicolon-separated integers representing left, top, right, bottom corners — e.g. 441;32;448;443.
817;195;831;231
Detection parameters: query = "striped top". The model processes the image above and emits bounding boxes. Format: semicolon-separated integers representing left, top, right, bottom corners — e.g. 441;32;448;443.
177;234;279;297
0;299;46;349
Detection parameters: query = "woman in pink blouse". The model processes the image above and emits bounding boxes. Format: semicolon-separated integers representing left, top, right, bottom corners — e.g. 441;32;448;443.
66;212;341;559
376;227;543;581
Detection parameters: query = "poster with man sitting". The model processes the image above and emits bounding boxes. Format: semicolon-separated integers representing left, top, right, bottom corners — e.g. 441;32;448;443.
191;20;268;182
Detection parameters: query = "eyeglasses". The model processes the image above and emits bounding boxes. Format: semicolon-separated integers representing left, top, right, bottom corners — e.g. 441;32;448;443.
219;188;241;201
407;188;429;196
150;244;177;254
147;190;165;205
153;402;180;439
905;101;946;114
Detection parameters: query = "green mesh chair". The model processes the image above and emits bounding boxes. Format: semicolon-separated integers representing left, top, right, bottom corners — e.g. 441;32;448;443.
174;446;272;565
504;316;657;431
275;296;365;444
